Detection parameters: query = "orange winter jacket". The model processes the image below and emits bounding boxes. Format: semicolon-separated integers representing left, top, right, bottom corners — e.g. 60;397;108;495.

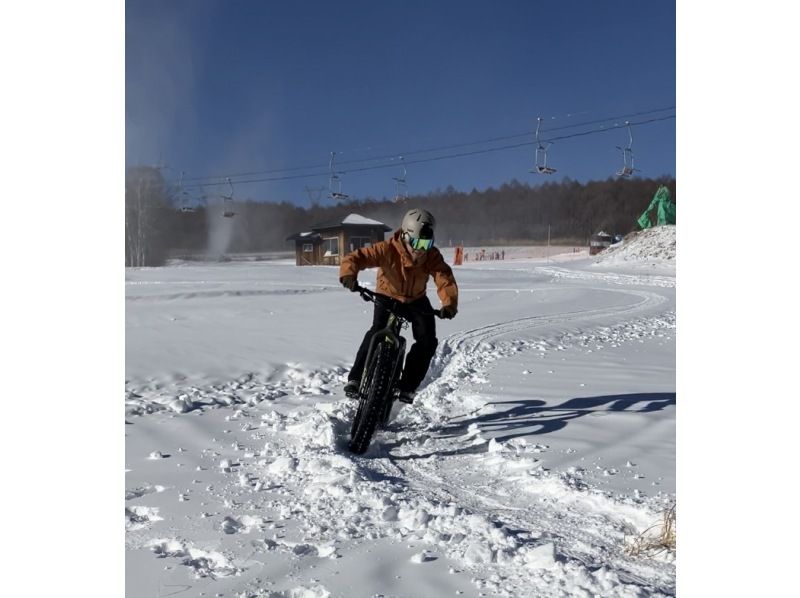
339;230;458;309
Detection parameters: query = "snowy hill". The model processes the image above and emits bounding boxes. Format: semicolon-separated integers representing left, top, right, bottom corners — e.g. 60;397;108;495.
594;225;676;265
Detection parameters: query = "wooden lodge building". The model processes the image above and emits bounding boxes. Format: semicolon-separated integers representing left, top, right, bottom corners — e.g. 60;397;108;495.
286;214;392;266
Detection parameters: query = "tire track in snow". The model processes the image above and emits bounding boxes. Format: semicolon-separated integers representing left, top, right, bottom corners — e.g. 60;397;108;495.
535;266;675;288
373;439;676;596
414;287;668;430
124;286;665;420
366;286;676;595
126;287;332;302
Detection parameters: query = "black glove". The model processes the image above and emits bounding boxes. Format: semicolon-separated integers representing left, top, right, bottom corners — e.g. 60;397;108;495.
440;304;458;319
340;276;358;292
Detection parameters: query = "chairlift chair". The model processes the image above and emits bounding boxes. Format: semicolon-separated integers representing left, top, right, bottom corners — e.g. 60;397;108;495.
222;177;236;218
392;157;408;202
533;147;557;175
176;171;197;213
329;179;349;201
328;151;350;201
615;121;637;178
530;117;557;175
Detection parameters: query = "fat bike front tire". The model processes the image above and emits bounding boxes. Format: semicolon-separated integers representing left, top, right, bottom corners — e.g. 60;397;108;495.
349;343;394;455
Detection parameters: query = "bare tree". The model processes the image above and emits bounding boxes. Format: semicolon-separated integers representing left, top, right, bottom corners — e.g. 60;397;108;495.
125;166;171;266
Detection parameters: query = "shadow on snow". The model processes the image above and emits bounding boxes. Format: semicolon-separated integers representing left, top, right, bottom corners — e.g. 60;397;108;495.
389;392;675;459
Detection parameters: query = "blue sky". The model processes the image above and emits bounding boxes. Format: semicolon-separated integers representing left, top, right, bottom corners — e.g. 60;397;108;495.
126;0;675;207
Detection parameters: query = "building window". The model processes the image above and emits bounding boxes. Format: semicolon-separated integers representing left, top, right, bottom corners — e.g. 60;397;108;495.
323;237;339;257
302;243;313;252
350;236;371;251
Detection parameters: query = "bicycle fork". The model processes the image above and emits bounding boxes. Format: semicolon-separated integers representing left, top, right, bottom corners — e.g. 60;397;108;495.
358;319;407;402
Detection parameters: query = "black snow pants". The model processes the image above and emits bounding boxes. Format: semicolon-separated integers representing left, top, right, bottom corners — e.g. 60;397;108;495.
347;295;438;393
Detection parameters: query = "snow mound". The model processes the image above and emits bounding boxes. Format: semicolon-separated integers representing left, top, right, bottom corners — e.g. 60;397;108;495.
125;506;163;530
595;225;675;264
146;538;242;578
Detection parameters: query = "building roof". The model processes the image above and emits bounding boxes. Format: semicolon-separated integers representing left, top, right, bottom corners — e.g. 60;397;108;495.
285;231;322;242
311;213;392;232
342;214;386;226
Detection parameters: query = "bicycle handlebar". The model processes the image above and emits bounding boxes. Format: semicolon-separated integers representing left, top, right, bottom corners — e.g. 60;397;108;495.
354;284;442;318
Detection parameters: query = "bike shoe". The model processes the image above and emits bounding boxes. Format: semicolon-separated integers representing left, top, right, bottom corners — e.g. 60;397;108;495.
344;380;360;399
396;389;416;404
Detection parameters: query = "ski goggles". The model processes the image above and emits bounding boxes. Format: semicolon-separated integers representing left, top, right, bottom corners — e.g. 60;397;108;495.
408;236;434;251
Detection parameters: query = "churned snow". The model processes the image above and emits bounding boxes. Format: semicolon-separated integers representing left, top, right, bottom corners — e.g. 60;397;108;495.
126;241;675;597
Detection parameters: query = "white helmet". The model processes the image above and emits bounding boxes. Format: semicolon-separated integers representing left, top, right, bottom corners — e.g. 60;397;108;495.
400;209;436;248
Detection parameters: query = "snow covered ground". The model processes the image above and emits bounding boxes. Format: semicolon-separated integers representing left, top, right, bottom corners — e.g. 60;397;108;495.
125;234;675;597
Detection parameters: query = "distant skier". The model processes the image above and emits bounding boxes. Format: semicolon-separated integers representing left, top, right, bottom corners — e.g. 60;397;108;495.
339;208;459;403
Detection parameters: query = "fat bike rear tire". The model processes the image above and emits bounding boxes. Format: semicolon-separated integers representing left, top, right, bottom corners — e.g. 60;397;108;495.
349;343;394;454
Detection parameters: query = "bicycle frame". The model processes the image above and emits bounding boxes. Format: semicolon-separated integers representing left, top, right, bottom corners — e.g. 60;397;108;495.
357;293;408;401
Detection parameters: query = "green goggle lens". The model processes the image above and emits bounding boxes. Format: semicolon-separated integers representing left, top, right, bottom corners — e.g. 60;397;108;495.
410;237;434;251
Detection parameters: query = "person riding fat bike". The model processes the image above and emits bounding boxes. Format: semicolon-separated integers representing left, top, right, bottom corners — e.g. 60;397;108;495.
339;208;459;403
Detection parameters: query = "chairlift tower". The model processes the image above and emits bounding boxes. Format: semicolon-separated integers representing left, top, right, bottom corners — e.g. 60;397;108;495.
530;117;557;175
304;185;326;207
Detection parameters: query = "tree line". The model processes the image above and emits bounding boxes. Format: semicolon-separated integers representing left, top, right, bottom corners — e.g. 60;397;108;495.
126;165;675;266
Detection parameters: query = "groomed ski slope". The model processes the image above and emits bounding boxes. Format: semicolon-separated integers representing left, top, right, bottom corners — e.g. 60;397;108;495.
126;238;675;598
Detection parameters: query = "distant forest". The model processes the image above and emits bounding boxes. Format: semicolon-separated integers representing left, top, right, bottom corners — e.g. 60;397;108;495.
125;166;675;266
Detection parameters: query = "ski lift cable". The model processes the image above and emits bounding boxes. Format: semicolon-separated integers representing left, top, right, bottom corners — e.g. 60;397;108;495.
179;106;675;184
323;106;674;170
186;115;674;189
183;115;674;189
320;106;675;159
317;105;674;165
351;104;673;158
180;106;674;184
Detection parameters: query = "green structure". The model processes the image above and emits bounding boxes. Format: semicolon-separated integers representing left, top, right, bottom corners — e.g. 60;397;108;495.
637;185;676;229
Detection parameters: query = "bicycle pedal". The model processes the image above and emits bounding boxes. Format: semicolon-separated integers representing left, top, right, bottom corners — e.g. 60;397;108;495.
343;380;360;399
